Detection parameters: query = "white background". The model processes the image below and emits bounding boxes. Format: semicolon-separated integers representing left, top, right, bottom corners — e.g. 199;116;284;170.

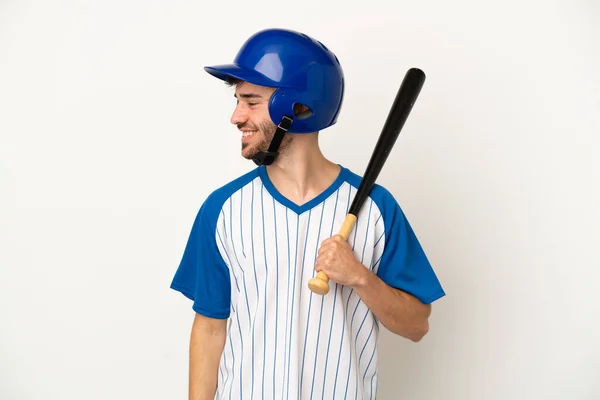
1;0;599;399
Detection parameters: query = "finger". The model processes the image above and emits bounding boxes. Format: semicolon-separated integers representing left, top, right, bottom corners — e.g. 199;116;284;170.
314;260;326;272
314;254;327;269
317;242;329;255
314;262;321;271
317;245;328;256
318;241;337;255
322;235;341;246
314;256;322;269
322;235;334;244
332;234;346;243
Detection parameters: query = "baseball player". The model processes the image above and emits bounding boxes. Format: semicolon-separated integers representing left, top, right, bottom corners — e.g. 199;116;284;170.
170;28;445;399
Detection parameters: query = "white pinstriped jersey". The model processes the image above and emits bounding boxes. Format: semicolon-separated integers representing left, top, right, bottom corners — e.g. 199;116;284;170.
171;165;445;399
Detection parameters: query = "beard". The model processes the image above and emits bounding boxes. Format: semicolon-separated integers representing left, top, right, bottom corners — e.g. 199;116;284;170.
240;120;293;160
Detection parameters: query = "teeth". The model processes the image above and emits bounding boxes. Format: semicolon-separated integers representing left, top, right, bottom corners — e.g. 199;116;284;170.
242;131;255;137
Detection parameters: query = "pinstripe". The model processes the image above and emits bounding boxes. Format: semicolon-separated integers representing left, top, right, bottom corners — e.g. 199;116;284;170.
219;360;224;384
354;201;375;398
215;225;234;396
281;208;290;399
374;231;384;248
343;296;356;400
372;254;383;274
281;208;292;399
374;213;382;226
250;180;257;397
234;302;244;400
306;200;328;400
272;196;279;400
370;372;376;400
216;228;239;292
298;207;317;399
229;194;251;325
358;324;375;372
363;337;377;381
332;285;350;398
285;213;300;399
221;208;227;239
354;310;370;351
354;318;375;399
229;195;247;398
240;186;245;257
261;183;268;397
360;201;374;263
343;303;363;398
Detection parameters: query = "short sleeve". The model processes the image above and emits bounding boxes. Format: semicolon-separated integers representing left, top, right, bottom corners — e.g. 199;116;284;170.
170;201;231;319
374;190;445;305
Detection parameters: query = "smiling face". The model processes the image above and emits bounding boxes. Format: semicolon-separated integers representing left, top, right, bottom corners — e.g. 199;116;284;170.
230;81;293;160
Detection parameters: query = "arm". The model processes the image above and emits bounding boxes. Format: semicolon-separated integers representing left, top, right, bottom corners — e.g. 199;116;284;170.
351;267;431;342
189;312;227;400
314;235;432;342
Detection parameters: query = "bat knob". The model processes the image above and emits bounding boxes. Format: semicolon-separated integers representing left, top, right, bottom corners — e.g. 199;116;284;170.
308;271;330;295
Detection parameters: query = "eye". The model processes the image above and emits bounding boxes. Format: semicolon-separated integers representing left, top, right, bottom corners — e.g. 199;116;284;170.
248;103;258;107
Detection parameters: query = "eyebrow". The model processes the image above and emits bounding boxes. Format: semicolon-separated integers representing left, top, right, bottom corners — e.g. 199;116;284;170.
234;93;263;99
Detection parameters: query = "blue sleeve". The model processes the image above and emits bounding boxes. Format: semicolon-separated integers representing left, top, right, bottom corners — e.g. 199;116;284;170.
374;189;445;304
170;200;231;319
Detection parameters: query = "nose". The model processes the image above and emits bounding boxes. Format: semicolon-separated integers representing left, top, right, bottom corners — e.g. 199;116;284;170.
230;103;248;126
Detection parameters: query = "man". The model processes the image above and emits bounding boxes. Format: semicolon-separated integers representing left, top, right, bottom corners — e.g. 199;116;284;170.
170;28;445;400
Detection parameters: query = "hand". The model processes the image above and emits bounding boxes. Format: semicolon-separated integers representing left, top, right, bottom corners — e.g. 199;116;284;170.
314;235;369;287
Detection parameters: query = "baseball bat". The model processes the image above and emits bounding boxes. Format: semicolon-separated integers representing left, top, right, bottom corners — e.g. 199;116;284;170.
307;67;426;295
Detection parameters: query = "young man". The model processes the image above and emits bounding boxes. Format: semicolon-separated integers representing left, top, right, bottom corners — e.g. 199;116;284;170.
170;28;445;400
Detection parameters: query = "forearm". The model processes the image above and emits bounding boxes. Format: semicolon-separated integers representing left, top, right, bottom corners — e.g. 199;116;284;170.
352;268;431;342
189;315;227;400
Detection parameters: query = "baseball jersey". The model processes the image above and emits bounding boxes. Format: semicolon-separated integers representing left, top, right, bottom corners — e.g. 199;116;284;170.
170;165;445;399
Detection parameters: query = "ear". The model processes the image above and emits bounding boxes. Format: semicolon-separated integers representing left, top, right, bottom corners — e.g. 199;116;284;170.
294;103;313;119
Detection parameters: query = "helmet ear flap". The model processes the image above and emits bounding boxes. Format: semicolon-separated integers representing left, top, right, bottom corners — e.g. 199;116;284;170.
268;88;315;133
268;87;297;125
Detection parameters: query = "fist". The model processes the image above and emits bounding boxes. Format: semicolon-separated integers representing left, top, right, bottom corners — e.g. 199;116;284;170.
314;235;368;287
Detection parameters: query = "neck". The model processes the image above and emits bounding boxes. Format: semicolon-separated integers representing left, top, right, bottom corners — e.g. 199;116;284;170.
265;133;340;206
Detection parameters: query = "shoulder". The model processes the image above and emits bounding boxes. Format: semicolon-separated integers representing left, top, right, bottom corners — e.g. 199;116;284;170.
196;167;260;223
342;166;401;216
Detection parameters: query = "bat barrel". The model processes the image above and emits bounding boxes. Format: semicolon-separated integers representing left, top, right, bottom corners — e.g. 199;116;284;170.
348;68;425;216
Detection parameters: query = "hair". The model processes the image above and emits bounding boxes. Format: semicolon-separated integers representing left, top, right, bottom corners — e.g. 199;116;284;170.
225;76;243;87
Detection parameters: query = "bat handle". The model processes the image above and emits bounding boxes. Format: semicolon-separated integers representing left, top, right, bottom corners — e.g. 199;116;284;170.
308;214;357;295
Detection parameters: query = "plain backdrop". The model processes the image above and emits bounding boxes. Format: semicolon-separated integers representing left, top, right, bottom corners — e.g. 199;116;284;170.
1;0;599;399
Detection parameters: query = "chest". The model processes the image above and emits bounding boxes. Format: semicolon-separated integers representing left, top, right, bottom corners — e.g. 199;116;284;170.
218;189;380;296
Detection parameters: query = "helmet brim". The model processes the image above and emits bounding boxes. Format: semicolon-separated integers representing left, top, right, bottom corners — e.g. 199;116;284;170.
204;64;281;88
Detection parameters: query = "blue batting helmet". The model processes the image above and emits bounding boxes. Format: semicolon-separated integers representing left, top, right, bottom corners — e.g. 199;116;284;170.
204;28;345;135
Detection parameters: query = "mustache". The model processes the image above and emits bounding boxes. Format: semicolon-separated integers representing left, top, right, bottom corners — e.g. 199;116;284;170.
237;122;258;130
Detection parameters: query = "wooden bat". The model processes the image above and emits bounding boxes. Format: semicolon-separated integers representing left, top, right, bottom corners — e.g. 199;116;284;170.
307;67;427;295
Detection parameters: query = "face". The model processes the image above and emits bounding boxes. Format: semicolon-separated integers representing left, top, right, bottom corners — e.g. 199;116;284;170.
230;81;292;160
